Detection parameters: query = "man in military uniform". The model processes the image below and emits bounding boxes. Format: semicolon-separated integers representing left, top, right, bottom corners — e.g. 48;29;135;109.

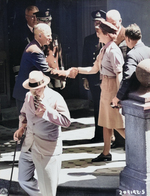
82;10;106;143
35;9;66;91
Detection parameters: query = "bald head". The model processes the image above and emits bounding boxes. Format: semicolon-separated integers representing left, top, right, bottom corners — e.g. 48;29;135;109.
34;23;52;46
34;23;50;35
106;9;122;29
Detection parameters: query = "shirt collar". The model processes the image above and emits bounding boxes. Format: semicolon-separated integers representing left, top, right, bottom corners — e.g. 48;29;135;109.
34;38;43;48
27;24;33;33
133;39;142;48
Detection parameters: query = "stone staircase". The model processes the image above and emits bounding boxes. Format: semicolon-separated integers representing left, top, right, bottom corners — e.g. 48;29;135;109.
0;99;123;196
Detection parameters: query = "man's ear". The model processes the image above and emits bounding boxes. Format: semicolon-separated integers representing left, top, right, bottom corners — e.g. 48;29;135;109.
39;33;41;38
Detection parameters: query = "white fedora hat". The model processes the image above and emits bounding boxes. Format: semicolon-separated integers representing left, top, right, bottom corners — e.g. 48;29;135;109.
23;70;50;90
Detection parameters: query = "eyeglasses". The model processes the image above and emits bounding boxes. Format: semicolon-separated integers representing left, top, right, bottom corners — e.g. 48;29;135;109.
26;15;36;19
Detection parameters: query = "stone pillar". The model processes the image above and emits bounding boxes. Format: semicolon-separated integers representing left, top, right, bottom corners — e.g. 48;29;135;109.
116;59;150;196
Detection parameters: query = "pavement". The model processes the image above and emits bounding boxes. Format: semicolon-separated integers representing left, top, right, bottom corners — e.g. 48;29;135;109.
0;107;126;196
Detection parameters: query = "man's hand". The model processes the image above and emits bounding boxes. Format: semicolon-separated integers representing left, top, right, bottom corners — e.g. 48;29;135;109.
50;69;67;81
83;78;90;90
67;67;78;78
50;68;78;79
111;96;120;108
35;102;46;118
13;125;26;141
51;69;67;76
60;81;66;90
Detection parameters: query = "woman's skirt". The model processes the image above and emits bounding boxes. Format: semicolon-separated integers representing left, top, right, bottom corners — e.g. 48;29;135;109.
98;76;125;129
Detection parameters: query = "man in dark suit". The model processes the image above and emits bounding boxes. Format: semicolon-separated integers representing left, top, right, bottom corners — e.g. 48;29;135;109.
82;10;106;143
112;23;150;106
12;5;39;77
13;23;67;114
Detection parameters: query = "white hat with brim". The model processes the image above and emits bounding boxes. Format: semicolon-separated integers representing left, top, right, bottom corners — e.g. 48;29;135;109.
23;70;50;90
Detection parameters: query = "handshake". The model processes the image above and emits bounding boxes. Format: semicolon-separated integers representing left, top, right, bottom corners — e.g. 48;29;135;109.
51;67;79;79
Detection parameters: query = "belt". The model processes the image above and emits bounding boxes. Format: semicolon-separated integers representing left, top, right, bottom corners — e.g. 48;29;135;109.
103;75;116;79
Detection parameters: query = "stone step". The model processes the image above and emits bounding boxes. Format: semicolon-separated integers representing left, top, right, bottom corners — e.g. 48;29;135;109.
0;179;117;196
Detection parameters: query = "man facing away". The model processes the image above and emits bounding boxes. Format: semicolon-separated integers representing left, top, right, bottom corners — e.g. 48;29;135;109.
112;23;150;106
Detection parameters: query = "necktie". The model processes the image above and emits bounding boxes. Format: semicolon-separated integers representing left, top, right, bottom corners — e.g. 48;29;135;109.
33;95;41;110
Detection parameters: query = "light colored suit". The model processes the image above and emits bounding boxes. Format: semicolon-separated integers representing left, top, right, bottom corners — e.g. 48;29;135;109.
18;86;71;196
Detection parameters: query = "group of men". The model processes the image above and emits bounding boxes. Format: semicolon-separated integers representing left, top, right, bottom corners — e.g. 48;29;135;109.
12;6;66;114
12;6;71;196
12;4;150;196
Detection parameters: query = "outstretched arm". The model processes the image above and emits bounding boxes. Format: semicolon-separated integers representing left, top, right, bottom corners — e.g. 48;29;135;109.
77;52;101;75
51;68;78;79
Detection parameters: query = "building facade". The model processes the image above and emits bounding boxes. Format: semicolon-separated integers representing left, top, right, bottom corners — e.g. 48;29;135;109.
0;0;150;109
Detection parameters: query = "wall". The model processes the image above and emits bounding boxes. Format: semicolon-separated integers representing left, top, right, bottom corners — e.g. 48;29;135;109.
0;0;10;108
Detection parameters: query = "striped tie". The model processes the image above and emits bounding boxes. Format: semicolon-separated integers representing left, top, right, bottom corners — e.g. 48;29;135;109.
33;95;41;110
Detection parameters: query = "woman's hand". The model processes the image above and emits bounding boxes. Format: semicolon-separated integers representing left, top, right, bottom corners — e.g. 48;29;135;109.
67;68;79;78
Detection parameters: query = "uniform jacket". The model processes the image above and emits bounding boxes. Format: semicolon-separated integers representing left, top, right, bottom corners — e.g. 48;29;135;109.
44;33;64;70
44;33;65;89
20;86;71;155
117;40;150;100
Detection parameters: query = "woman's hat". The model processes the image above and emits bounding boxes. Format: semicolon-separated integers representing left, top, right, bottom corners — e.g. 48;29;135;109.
23;71;50;90
97;18;118;34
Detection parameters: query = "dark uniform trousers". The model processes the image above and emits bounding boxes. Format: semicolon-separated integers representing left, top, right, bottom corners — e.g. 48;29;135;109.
82;33;103;141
